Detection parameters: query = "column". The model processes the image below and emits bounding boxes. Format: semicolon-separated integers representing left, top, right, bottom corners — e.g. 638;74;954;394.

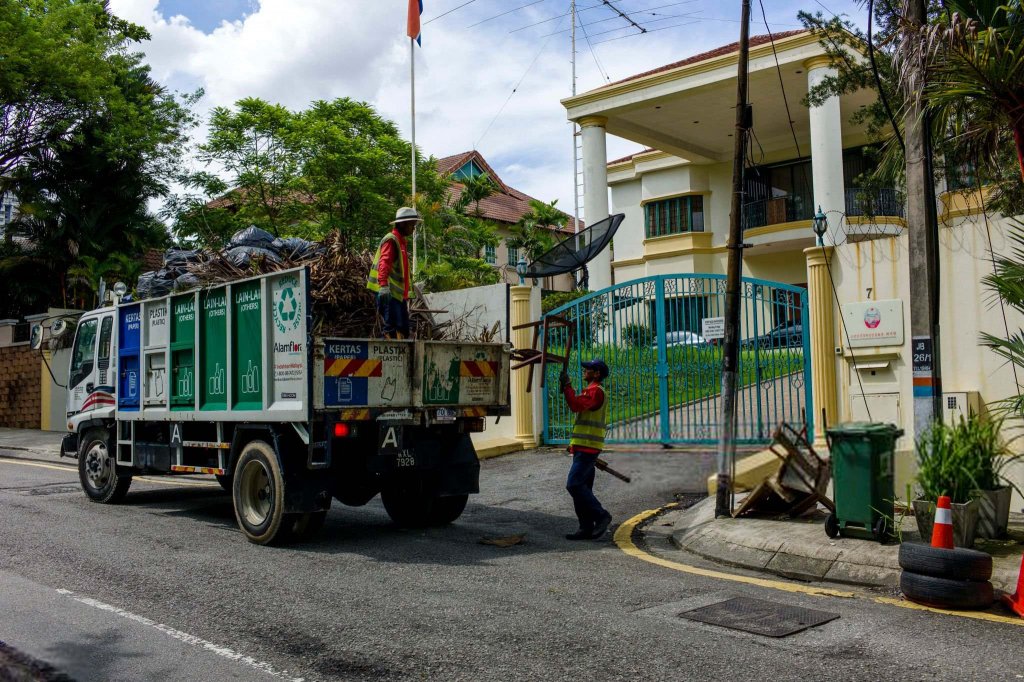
510;285;536;448
805;57;845;246
805;246;838;448
579;115;611;291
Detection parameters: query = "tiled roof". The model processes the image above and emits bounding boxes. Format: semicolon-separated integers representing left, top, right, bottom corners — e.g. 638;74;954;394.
435;150;512;195
601;30;808;89
608;148;657;165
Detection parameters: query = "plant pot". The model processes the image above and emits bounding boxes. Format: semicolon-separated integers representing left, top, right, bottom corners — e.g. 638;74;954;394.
973;486;1012;539
912;498;980;548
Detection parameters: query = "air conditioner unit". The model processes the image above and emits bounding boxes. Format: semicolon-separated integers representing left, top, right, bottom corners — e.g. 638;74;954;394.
943;391;981;424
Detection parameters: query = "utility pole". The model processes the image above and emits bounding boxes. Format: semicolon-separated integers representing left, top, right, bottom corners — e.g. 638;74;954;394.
715;0;751;518
903;0;942;437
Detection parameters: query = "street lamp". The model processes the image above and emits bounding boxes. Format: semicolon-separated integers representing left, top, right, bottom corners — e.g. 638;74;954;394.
812;206;828;246
516;255;528;285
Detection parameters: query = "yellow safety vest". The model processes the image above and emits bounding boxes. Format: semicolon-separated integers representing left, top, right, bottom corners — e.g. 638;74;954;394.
570;388;608;451
367;232;410;301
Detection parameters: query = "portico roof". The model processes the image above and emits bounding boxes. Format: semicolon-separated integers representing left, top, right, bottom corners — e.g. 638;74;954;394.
562;30;873;164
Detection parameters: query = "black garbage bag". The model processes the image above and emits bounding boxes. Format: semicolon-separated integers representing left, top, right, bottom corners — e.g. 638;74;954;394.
136;270;173;299
272;237;322;261
229;226;276;249
225;245;282;268
163;247;203;268
174;272;201;292
136;271;157;299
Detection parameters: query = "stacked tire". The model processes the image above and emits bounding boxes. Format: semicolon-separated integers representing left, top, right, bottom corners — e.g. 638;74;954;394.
898;542;994;610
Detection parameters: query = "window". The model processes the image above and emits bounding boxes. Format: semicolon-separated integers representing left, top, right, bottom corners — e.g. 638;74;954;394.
644;196;704;238
507;246;520;266
98;316;114;370
484;244;496;264
453;160;485;182
70;319;98;389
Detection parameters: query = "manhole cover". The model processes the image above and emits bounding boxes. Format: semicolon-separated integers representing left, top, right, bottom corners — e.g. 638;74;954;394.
678;597;839;637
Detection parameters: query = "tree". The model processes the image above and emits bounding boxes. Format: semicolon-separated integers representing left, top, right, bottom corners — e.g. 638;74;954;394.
456;172;497;216
506;198;566;263
0;4;193;316
414;194;500;292
170;97;447;250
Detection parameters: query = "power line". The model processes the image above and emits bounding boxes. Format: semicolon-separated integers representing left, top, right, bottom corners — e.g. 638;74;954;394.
509;0;629;33
578;8;611;82
467;0;547;28
590;19;699;45
475;15;567;148
601;0;646;33
424;0;478;25
539;3;701;37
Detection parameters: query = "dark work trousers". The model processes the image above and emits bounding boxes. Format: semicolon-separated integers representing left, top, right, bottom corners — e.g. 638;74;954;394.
566;450;608;530
377;295;410;338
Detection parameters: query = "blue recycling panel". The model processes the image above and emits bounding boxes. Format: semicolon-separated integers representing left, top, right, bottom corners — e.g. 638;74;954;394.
323;341;369;406
118;304;142;411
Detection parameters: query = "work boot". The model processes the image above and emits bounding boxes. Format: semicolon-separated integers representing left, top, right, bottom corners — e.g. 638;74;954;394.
590;512;612;539
565;527;593;540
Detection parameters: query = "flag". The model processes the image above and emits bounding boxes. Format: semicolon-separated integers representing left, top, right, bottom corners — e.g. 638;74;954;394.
407;0;422;45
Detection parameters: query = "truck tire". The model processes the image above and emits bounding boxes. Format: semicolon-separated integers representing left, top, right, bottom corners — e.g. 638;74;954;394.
900;571;994;610
232;440;288;545
282;511;328;542
898;542;993;582
381;484;431;528
78;428;132;503
428;494;469;526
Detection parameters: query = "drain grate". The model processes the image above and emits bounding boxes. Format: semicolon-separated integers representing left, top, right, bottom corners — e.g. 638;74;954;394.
678;597;839;638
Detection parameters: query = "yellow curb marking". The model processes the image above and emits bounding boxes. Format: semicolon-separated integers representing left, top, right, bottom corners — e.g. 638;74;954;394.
0;456;219;488
614;504;1024;627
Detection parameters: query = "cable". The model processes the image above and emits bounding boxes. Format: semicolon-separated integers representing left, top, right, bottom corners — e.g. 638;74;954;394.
590;20;699;44
821;241;873;422
509;0;629;33
475;15;566;148
601;0;646;33
578;10;611;82
424;0;478;25
868;0;906;154
467;0;546;28
537;1;699;36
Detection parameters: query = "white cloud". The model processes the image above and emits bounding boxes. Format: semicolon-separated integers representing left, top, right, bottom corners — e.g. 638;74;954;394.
110;0;867;219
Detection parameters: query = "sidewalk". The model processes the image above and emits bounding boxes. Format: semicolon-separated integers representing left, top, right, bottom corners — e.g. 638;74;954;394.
645;496;1024;594
0;427;65;463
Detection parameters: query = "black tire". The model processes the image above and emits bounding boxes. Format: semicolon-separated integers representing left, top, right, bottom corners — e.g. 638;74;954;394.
427;494;469;526
78;428;132;503
231;440;287;545
381;483;432;528
824;512;840;539
215;473;233;493
898;542;993;582
900;570;994;610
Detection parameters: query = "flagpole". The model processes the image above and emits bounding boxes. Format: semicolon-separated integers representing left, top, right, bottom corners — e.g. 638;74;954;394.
410;36;418;275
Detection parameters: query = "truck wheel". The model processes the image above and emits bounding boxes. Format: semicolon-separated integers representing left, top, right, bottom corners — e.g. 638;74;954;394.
428;494;469;526
381;484;432;528
232;440;287;545
215;474;233;493
78;428;131;503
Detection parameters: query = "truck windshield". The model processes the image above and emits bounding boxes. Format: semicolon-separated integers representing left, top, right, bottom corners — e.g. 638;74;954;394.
70;319;98;388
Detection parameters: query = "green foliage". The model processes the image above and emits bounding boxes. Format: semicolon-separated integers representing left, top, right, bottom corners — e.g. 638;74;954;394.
507;199;565;263
0;1;191;316
412;195;500;292
915;414;1016;502
454;172;497;216
169;97;446;250
542;289;589;314
621;322;650;347
982;220;1024;416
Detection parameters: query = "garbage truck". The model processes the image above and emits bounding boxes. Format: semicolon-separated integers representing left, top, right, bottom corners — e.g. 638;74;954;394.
59;266;511;544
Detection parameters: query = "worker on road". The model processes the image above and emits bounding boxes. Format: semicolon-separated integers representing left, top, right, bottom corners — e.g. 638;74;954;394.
559;359;612;540
367;207;420;339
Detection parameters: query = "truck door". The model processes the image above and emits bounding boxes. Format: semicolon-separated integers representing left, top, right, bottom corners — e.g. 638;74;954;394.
67;314;115;416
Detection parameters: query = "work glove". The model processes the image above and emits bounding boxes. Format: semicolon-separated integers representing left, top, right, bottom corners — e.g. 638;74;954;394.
559;370;571;389
377;285;391;303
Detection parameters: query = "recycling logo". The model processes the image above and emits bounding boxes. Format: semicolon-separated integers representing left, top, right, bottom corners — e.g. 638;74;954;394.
274;277;303;333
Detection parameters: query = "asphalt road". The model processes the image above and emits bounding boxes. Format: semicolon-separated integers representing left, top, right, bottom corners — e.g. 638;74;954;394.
1;447;1021;681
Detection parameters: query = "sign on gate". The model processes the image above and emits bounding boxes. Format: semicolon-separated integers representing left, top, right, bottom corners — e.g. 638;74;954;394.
702;316;725;340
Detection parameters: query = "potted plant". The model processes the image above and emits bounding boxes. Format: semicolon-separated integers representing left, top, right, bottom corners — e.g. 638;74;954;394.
961;414;1020;538
912;421;981;547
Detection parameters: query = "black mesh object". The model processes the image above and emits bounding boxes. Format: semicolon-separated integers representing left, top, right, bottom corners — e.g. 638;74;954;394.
525;213;624;278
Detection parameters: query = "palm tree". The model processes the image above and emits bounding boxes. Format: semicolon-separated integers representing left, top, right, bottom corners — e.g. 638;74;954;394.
456;172;497;217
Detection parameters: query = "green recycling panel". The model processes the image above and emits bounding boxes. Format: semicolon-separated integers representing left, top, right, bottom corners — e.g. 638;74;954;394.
232;280;263;410
200;288;228;411
422;342;504;406
170;293;195;410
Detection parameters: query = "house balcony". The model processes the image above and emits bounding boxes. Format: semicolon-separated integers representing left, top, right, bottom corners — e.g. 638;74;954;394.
844;187;904;218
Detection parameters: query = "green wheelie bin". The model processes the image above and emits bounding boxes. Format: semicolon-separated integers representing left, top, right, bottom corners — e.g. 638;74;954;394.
825;422;904;542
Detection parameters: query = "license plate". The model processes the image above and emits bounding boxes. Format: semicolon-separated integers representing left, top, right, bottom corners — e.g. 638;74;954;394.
434;408;458;422
379;424;403;455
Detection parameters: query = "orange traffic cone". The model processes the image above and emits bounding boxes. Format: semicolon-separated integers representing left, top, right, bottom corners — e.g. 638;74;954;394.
1003;554;1024;618
930;495;955;549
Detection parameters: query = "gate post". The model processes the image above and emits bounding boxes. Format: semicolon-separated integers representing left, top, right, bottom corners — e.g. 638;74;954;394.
804;246;838;448
654;278;671;444
510;285;537;448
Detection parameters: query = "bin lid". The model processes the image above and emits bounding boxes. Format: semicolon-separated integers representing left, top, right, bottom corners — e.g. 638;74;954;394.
826;422;904;438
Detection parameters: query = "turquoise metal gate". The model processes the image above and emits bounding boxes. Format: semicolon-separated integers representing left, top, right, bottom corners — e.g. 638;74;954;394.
542;275;812;446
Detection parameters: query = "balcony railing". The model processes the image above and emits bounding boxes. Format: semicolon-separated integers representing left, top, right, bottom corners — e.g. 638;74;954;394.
742;194;813;232
844;188;904;218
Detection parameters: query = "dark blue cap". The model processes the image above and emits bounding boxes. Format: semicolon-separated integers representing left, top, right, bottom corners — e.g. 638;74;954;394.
580;358;609;379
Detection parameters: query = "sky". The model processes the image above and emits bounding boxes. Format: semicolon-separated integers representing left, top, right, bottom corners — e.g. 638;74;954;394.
114;0;869;220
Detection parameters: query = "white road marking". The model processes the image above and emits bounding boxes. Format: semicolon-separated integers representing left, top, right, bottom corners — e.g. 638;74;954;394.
55;589;306;681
